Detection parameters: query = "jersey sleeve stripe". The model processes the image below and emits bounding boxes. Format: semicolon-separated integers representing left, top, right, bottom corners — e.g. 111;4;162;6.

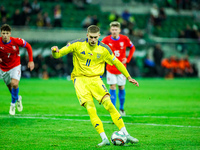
70;38;86;44
23;41;27;47
99;42;113;55
129;44;133;48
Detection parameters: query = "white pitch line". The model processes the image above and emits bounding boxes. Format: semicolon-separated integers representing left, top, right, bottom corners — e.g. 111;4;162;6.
0;115;200;128
12;114;200;120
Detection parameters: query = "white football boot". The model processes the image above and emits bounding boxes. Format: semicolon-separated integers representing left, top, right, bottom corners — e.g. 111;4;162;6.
9;105;15;115
97;138;110;147
126;135;139;144
17;95;23;112
120;109;126;116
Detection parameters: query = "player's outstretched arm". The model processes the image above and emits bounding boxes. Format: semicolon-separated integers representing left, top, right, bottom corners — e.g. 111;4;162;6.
51;46;59;53
0;58;2;63
51;46;61;59
51;45;72;59
127;76;139;87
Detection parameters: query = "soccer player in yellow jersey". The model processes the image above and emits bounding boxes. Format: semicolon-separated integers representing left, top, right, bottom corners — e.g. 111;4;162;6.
51;25;139;147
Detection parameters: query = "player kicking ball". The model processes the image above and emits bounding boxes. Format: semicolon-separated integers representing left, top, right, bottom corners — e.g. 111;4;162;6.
0;24;34;115
51;25;139;147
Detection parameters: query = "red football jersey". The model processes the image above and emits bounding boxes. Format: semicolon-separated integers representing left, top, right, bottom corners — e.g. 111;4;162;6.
102;34;134;74
0;37;32;71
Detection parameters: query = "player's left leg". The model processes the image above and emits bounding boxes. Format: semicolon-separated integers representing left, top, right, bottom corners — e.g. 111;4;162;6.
8;79;23;115
118;85;126;116
10;79;23;112
102;95;124;128
73;77;110;147
1;70;16;115
10;79;19;103
117;74;126;116
102;95;139;144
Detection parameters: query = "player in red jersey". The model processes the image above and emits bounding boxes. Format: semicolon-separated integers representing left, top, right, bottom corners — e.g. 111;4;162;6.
102;21;135;116
0;24;34;115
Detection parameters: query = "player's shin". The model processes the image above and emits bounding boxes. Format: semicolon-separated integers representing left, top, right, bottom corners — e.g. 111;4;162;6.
84;102;105;134
102;97;125;129
109;89;116;107
11;87;19;104
119;89;125;110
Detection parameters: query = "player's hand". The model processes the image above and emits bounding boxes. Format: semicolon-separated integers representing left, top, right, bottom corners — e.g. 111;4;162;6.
122;58;127;64
127;76;139;87
0;58;2;63
28;61;35;71
51;46;59;53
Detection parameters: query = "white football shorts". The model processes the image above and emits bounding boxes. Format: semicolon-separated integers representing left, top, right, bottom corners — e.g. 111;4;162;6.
106;71;126;86
0;65;21;85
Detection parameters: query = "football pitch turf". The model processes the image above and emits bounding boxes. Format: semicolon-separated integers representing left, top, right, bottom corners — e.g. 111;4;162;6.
0;78;200;150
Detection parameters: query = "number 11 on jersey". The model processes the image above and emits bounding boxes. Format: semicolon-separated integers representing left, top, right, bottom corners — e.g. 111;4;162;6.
86;59;91;66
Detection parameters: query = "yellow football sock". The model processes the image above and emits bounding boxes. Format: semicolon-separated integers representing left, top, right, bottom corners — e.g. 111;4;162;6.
84;101;104;134
102;97;125;130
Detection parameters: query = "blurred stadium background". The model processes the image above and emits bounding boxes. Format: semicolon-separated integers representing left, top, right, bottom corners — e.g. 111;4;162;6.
1;1;200;149
1;0;200;79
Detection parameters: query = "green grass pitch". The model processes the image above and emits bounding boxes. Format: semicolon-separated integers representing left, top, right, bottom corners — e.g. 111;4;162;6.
0;78;200;150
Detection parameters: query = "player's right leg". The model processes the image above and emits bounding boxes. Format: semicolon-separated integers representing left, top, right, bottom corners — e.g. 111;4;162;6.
84;101;110;147
118;85;126;116
117;74;126;116
74;77;110;147
1;65;21;115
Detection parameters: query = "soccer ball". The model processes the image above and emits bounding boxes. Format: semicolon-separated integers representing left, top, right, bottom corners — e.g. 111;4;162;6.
111;131;127;146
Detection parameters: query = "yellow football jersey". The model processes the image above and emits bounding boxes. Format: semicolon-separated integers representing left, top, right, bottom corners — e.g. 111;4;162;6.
52;38;130;80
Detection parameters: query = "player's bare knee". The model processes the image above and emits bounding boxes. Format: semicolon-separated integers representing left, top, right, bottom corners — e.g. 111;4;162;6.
118;85;124;90
110;84;116;90
11;79;19;89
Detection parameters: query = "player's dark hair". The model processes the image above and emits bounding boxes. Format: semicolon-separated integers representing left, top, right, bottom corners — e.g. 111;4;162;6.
1;24;11;32
110;21;121;28
87;25;100;33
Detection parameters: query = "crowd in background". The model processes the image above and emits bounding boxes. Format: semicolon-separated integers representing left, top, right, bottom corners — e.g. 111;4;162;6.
178;24;200;40
0;0;93;28
142;45;197;78
0;0;51;27
150;4;167;27
81;15;99;28
107;9;142;37
161;55;197;78
1;0;199;78
21;53;73;79
1;0;200;38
